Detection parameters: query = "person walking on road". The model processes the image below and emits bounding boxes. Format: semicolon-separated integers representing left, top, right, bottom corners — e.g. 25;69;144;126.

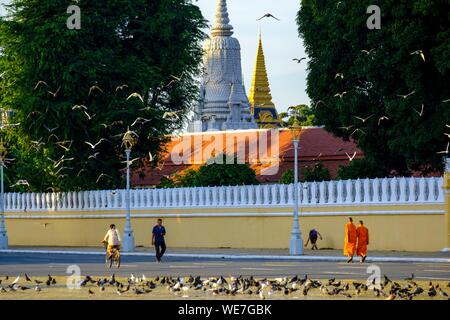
356;220;369;263
305;229;323;250
152;218;166;263
344;217;357;263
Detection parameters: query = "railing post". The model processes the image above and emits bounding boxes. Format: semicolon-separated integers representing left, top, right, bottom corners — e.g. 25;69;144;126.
381;178;389;202
337;180;344;204
263;185;270;205
418;177;427;202
392;177;399;202
219;187;225;206
399;177;407;202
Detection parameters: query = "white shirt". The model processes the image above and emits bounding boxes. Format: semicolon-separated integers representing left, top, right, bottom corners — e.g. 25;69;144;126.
103;229;121;246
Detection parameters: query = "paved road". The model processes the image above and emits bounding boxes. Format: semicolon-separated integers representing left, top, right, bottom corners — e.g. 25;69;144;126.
0;252;449;280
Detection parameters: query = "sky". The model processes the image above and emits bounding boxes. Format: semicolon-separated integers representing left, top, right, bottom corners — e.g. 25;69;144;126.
0;0;310;113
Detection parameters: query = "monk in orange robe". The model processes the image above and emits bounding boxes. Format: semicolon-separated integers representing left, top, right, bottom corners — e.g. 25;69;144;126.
344;217;357;263
356;220;369;263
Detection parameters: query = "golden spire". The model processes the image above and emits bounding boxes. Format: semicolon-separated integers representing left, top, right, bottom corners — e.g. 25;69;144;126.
248;32;279;126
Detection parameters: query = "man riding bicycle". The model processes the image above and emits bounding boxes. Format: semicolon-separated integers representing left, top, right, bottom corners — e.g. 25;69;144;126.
101;224;121;259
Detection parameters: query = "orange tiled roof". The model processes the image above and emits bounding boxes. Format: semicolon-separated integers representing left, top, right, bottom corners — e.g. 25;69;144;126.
132;127;363;186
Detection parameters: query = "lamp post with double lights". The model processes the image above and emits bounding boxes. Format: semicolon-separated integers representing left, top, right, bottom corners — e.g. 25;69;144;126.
0;138;8;249
121;129;137;252
289;120;304;255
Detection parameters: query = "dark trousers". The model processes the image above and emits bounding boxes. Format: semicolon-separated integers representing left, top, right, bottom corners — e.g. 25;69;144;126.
155;241;166;261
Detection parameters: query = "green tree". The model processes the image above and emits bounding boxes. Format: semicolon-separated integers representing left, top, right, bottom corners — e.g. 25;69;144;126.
301;162;331;182
297;0;450;177
337;159;387;180
0;0;206;192
279;169;294;184
281;104;318;127
161;154;260;188
279;162;331;184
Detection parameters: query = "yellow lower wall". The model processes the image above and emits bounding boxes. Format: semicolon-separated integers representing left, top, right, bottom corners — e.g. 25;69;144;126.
4;204;446;252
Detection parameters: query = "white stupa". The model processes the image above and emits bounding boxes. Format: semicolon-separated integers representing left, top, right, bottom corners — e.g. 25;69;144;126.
187;0;258;132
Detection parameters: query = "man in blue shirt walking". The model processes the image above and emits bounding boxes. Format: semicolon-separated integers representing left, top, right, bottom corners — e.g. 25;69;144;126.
152;218;166;263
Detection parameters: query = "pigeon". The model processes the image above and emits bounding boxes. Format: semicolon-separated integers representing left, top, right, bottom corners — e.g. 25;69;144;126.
257;13;280;21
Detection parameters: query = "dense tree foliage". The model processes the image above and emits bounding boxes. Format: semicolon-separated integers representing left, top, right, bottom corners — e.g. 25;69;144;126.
279;104;318;128
298;0;450;177
160;154;260;188
279;162;331;184
0;0;206;191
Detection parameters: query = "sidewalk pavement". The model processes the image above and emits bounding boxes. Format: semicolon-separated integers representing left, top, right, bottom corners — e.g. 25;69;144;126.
1;246;449;263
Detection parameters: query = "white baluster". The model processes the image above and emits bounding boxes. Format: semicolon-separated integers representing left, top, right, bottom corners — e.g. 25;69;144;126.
29;193;35;211
337;180;344;204
319;181;326;204
279;184;286;205
53;193;58;210
363;178;371;202
58;192;65;210
269;185;277;205
407;178;415;202
240;186;247;206
176;188;183;207
354;179;362;203
232;186;239;206
25;193;31;211
346;180;354;203
437;177;444;202
248;185;254;205
392;177;399;202
77;192;83;210
183;188;190;206
399;177;407;202
120;190;126;208
286;184;293;204
255;185;262;205
12;193;17;210
381;178;389;202
418;177;427;202
263;185;270;205
10;192;16;210
204;187;211;206
300;182;306;204
197;187;203;206
156;189;162;207
65;192;71;209
310;182;318;204
328;181;336;203
217;187;224;206
190;188;196;206
430;177;438;201
31;193;36;210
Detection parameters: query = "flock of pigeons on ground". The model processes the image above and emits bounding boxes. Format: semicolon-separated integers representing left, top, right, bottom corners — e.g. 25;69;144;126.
0;273;449;300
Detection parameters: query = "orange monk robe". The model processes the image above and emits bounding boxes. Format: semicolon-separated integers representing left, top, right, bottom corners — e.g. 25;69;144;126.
356;225;369;257
343;222;357;256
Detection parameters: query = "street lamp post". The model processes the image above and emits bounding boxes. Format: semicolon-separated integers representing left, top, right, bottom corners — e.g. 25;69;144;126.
289;120;303;255
0;139;8;249
121;129;137;252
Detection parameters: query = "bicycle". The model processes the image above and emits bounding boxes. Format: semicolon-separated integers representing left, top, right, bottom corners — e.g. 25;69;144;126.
103;242;121;269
